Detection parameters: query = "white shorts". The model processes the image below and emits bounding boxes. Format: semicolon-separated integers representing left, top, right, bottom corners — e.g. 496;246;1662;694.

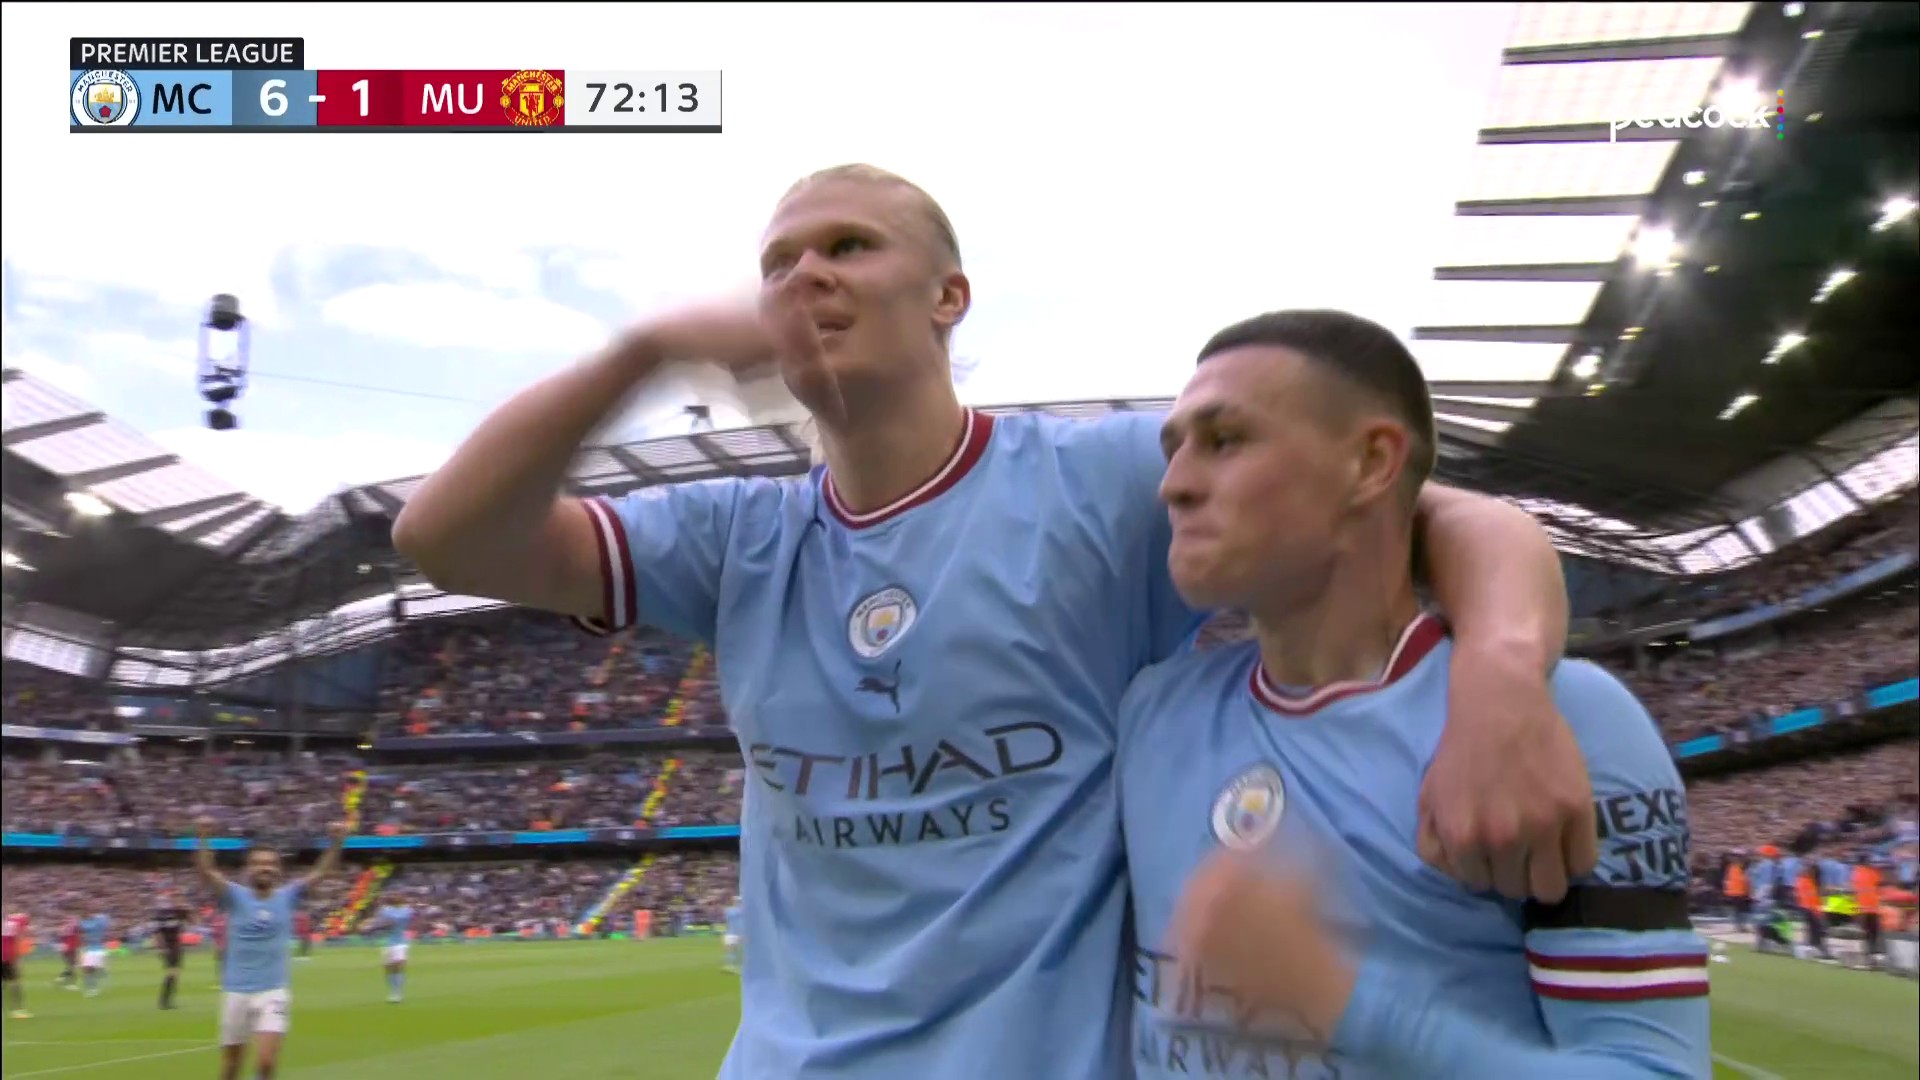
220;988;290;1045
81;948;107;969
383;944;410;965
722;934;740;949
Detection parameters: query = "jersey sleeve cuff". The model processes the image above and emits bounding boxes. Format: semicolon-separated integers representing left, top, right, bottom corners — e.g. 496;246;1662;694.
577;495;638;635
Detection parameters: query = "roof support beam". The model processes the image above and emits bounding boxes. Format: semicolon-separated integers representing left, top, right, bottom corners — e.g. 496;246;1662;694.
1428;381;1553;400
65;453;180;488
1456;196;1649;217
1502;35;1736;65
2;412;106;447
1412;326;1584;345
136;493;249;528
607;446;668;486
688;432;740;472
1434;263;1616;282
173;501;265;544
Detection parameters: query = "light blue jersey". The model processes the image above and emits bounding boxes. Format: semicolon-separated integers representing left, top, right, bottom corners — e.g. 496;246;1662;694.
724;905;743;935
80;914;110;948
220;880;307;994
1119;614;1711;1079
1747;858;1775;905
576;409;1198;1080
377;905;413;946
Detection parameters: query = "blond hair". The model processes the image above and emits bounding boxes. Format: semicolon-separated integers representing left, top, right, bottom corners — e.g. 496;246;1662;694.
780;164;962;270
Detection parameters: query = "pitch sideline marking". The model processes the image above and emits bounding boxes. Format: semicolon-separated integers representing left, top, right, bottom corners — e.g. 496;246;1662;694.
1713;1052;1786;1080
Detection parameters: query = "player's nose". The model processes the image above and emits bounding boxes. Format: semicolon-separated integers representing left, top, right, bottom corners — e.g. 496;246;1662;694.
784;250;838;294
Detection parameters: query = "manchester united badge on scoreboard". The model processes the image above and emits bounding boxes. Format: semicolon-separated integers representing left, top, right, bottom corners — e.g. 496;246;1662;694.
68;36;722;133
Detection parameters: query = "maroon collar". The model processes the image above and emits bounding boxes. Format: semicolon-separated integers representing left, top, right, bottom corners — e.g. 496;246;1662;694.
1248;613;1447;716
822;409;995;529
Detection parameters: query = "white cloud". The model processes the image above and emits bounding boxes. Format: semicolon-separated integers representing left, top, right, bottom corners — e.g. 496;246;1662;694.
77;331;199;379
321;282;609;355
8;349;96;398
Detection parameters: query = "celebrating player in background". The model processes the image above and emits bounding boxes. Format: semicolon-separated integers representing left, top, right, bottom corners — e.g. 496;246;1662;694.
364;899;414;1004
78;910;110;998
394;164;1586;1079
152;888;190;1010
194;816;350;1080
721;896;744;974
1120;311;1709;1077
2;909;28;1019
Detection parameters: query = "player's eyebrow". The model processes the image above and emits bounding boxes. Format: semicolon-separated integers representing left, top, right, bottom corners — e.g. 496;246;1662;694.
1159;401;1239;457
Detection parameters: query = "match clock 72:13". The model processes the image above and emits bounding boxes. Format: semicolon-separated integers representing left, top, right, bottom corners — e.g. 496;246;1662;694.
583;80;699;114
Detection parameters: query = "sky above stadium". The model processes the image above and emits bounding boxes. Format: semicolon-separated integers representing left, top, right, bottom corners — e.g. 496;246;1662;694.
2;2;1519;514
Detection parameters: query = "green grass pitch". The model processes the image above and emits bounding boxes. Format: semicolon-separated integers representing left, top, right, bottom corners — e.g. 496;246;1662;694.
1;939;1913;1078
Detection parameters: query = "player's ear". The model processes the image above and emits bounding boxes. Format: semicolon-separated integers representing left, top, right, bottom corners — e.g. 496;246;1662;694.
1350;418;1408;509
933;269;971;333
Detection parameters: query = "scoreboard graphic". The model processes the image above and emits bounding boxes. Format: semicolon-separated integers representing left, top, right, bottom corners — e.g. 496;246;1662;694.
69;37;721;133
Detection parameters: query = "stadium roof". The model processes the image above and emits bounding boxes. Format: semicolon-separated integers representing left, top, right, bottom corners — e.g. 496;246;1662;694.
1413;0;1919;552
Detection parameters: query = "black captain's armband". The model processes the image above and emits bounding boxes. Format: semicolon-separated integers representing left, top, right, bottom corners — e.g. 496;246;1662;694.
1524;886;1692;933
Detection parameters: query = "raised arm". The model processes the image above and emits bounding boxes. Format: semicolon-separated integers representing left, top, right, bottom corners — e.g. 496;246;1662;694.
390;303;773;621
300;821;351;890
1409;481;1596;902
192;815;230;892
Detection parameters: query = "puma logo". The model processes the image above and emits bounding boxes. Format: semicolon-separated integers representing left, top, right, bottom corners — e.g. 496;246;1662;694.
856;661;902;714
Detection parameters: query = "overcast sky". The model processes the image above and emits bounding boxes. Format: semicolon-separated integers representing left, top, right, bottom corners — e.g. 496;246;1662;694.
4;2;1523;513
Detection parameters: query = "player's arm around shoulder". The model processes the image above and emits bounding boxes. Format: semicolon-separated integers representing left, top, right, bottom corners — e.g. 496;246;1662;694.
1056;410;1204;663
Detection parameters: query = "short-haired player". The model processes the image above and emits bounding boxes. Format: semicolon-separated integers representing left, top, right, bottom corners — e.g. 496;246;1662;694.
194;817;349;1080
1120;311;1710;1077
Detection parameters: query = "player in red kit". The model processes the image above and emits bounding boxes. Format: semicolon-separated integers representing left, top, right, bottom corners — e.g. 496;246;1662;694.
295;910;313;961
57;918;79;990
3;911;30;1018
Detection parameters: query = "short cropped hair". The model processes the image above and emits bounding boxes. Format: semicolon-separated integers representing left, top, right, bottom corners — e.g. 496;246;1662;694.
781;164;963;270
1197;310;1436;505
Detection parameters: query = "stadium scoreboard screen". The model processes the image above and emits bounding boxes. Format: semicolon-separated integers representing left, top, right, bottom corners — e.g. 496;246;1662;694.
68;37;722;133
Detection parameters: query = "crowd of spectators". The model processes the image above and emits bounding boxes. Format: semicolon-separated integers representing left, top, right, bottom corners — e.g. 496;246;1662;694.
1604;488;1919;629
0;746;744;840
377;611;713;739
1689;739;1918;861
0;853;741;944
1609;584;1917;744
4;491;1917;946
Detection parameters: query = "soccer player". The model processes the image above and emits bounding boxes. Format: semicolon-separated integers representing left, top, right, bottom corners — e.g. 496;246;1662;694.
2;909;28;1019
152;888;190;1009
55;910;79;991
1119;310;1709;1077
393;165;1591;1078
365;899;413;1003
194;816;350;1080
722;896;744;973
294;909;312;961
77;910;110;997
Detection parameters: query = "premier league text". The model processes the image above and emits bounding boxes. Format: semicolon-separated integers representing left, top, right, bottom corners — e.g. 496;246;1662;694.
70;37;304;71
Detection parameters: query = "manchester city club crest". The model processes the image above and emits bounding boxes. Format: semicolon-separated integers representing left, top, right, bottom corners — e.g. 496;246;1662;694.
1210;764;1286;850
848;585;918;659
71;69;140;127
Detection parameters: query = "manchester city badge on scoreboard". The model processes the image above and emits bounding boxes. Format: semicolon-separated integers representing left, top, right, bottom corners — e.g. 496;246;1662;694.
68;36;723;134
71;68;142;126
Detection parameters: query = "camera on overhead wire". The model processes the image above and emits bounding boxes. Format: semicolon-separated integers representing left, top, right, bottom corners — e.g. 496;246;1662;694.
198;293;251;431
